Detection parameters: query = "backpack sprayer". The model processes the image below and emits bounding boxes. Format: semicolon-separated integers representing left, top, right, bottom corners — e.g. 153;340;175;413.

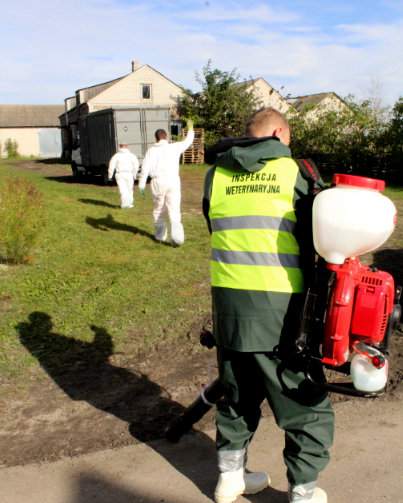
165;174;401;443
299;174;401;395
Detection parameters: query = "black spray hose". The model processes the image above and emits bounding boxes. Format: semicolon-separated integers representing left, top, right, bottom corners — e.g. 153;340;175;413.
165;328;223;443
165;379;224;442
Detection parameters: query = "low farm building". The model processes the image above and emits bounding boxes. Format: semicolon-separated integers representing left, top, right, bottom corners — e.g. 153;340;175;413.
287;92;349;119
60;61;185;160
0;104;64;158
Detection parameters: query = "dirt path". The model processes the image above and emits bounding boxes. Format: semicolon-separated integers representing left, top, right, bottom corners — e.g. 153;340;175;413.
1;389;402;503
1;325;402;469
0;334;218;467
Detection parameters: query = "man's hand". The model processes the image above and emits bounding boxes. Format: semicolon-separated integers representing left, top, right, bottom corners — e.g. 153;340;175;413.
186;118;194;130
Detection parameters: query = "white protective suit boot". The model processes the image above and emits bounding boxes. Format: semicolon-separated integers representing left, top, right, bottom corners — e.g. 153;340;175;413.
289;482;327;503
214;467;270;503
170;221;184;246
154;222;168;242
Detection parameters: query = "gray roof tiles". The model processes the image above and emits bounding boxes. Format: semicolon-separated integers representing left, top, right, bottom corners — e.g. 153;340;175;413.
0;104;64;128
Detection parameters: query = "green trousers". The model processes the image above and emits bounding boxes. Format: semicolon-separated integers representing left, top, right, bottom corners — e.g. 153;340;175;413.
216;348;334;486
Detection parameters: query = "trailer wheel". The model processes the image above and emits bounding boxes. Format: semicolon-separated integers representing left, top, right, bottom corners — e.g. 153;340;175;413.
72;162;86;180
101;167;110;186
71;162;78;178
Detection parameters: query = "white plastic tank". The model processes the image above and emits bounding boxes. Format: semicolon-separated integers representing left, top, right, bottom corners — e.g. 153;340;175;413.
313;174;396;264
350;345;389;393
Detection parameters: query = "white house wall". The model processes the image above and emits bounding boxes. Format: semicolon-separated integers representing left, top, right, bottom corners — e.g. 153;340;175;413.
247;78;292;114
0;128;40;157
0;128;61;158
87;66;184;113
304;95;349;121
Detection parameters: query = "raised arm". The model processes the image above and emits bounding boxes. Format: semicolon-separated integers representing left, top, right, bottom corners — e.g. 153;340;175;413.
175;119;195;154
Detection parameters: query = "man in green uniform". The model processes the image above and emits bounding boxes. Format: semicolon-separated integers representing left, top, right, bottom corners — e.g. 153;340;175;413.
203;108;334;503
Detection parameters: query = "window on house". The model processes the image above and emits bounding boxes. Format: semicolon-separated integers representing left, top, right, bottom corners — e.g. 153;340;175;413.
141;84;152;100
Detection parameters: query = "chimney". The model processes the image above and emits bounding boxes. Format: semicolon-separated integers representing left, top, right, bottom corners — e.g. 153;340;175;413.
131;59;141;72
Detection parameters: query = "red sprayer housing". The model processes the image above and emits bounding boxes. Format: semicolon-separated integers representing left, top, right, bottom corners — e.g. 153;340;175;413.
322;258;396;366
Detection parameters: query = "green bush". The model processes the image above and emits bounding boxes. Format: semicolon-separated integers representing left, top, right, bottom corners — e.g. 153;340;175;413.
0;177;46;264
4;138;19;159
178;60;261;147
287;96;400;181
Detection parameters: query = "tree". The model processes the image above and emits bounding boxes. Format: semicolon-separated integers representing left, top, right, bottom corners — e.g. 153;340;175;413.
389;97;403;155
178;61;261;146
288;96;389;176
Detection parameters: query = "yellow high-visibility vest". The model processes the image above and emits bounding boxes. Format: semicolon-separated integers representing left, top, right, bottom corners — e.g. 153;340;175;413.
209;158;304;293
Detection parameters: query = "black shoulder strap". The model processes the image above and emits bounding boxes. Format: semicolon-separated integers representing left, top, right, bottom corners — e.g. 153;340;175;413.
296;158;325;193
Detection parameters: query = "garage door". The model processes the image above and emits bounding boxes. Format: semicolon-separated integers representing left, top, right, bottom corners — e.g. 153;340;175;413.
38;128;62;158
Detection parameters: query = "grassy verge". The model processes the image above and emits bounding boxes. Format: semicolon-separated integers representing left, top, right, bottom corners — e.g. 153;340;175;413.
0;161;211;380
1;160;402;383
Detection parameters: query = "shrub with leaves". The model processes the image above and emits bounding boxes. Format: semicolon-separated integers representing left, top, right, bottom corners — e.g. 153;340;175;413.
178;60;261;147
288;96;395;179
0;177;46;263
4;138;19;159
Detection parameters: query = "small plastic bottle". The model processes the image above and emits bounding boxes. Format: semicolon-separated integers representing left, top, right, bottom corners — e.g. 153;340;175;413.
350;345;388;393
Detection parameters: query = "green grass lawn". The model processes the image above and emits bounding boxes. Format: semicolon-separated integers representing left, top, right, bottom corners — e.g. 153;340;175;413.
0;160;211;380
1;160;402;383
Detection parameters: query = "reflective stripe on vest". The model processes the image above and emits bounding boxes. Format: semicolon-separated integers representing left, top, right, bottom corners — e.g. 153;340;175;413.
209;158;304;293
211;215;296;233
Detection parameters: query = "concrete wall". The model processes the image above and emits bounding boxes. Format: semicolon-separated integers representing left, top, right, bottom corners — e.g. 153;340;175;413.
0;128;61;158
0;128;40;157
88;65;184;113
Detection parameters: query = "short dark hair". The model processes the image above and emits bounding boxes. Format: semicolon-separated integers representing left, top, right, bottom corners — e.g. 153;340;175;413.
246;107;290;137
155;129;167;141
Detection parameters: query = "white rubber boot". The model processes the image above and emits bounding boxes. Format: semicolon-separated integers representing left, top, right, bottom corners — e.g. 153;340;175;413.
289;484;327;503
171;221;184;246
154;222;168;242
244;469;271;495
214;468;270;503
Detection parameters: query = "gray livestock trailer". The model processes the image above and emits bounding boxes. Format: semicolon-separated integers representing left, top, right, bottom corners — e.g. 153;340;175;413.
71;106;170;183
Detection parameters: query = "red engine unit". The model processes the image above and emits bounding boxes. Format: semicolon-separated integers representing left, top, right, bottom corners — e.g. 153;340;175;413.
321;258;395;367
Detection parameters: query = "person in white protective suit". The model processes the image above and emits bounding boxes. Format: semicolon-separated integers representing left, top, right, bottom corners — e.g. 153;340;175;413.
108;144;140;208
138;120;194;245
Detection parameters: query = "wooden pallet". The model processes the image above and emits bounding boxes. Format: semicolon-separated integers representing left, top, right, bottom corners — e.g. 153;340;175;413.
181;128;205;164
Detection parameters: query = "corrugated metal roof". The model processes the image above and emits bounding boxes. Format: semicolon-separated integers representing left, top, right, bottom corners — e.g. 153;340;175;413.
0;104;64;128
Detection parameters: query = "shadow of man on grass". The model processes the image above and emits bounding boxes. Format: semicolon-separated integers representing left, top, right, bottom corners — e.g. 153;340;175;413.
86;213;154;240
86;213;173;247
17;312;288;502
16;312;221;500
79;198;120;209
